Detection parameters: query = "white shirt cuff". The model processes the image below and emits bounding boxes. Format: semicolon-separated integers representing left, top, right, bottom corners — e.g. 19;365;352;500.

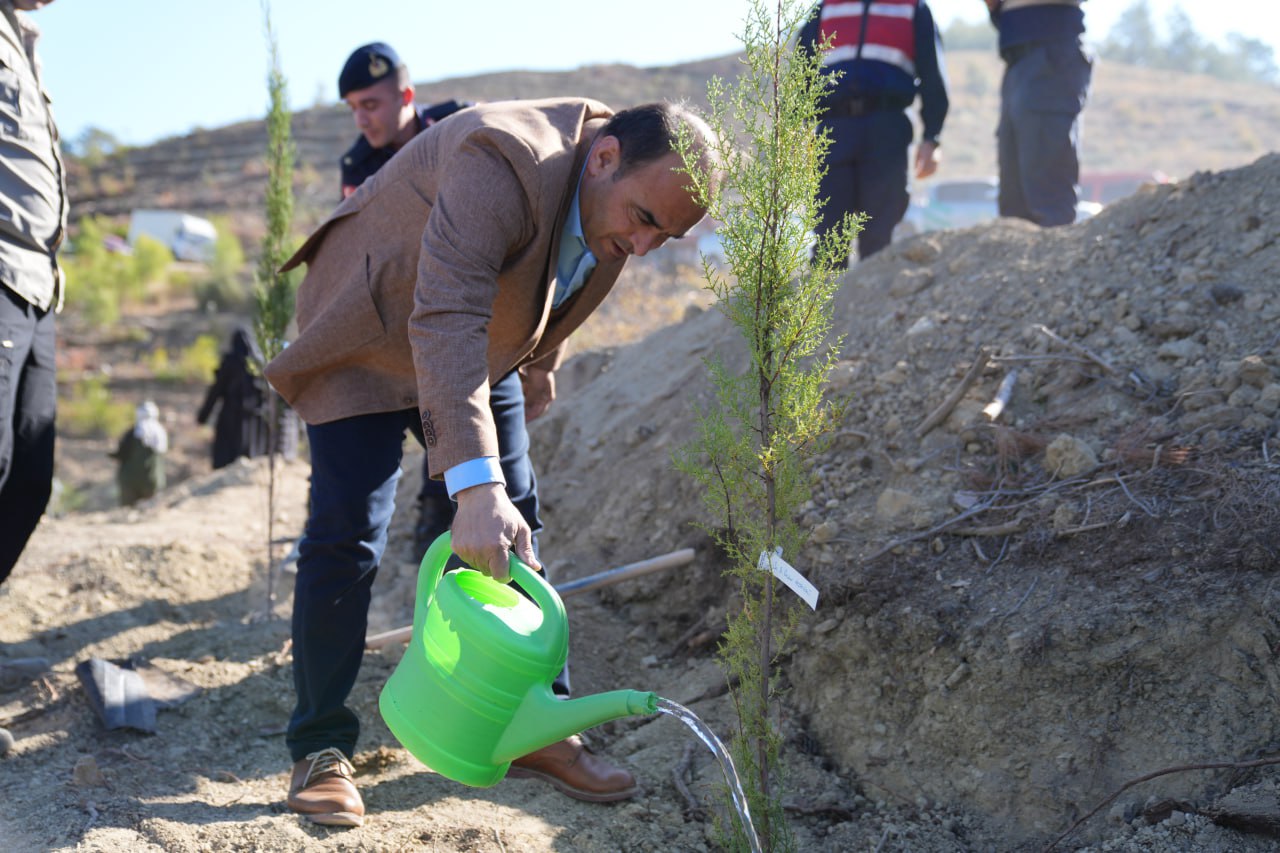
444;456;506;498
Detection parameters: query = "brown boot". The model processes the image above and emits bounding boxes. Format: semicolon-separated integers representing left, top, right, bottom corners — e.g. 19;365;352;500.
507;735;639;802
287;747;365;827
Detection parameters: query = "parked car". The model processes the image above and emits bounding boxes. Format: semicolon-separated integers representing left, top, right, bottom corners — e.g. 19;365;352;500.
895;177;1102;239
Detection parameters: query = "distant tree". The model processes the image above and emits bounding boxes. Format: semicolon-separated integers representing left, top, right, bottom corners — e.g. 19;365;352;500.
1099;0;1160;66
940;17;996;52
1098;0;1279;84
1225;33;1280;84
65;126;125;166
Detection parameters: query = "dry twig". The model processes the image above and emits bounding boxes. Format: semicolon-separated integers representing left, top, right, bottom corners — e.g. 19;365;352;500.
1054;519;1116;537
672;741;704;819
1044;754;1280;852
1033;324;1118;376
914;346;993;438
950;521;1026;537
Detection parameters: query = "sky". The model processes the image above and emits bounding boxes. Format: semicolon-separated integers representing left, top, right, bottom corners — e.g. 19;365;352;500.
29;0;1280;148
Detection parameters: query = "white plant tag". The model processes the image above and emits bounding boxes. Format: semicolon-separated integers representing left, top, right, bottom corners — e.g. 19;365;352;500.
757;548;819;610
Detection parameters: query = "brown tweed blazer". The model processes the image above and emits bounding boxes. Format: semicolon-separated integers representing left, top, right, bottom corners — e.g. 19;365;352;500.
265;98;623;476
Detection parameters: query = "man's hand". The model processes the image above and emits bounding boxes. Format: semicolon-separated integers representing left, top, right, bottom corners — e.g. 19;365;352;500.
915;140;941;179
521;366;556;422
450;482;539;581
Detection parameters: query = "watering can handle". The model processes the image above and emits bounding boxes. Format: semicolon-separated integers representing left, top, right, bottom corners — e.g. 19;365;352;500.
413;533;567;642
412;532;454;642
508;551;566;637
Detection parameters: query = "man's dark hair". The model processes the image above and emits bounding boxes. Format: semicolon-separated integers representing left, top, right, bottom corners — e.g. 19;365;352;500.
603;101;710;178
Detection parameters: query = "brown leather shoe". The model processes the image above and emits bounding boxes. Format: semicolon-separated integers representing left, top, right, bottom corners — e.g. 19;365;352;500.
507;735;639;802
287;747;365;827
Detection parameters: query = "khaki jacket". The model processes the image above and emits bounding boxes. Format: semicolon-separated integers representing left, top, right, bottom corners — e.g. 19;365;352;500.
0;1;65;311
265;98;624;475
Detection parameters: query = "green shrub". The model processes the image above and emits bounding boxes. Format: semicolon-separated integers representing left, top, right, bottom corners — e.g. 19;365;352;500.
60;375;133;438
193;217;251;312
131;235;173;297
143;334;220;384
64;216;178;324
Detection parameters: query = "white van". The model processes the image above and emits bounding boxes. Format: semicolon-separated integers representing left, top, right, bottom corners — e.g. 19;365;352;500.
126;209;217;263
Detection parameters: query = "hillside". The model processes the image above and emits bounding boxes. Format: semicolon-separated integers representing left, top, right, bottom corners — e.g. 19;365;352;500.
7;42;1280;853
7;144;1280;851
65;51;1280;243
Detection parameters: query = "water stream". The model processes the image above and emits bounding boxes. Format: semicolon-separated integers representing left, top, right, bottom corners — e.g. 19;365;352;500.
655;697;763;853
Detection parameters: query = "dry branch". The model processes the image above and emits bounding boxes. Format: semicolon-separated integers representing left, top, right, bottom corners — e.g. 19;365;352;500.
1033;324;1118;376
1043;754;1280;852
914;346;993;438
672;741;703;818
950;521;1026;537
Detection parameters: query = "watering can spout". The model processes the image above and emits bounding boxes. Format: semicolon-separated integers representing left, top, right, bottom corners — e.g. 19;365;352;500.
495;686;658;764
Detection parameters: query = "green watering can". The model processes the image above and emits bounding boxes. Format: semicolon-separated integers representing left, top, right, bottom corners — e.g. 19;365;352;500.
379;533;658;787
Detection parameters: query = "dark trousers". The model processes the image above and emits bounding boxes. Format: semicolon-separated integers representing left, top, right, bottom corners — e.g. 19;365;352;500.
286;370;552;762
0;287;56;585
816;109;913;265
997;38;1093;226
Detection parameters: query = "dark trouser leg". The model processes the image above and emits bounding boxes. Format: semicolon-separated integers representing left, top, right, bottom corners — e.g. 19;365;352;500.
1015;107;1081;227
852;110;912;260
997;65;1030;222
0;290;55;585
287;409;416;762
816;117;860;269
413;370;545;559
413;473;455;559
489;371;542;541
999;40;1092;227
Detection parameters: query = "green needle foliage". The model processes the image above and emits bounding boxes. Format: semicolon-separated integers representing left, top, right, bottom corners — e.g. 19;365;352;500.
675;1;859;849
255;1;299;615
255;2;297;366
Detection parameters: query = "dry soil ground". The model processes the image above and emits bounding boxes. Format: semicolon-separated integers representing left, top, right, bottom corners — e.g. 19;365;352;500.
3;154;1280;852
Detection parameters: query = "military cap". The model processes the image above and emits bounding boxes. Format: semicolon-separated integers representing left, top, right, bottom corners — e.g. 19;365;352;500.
338;42;405;98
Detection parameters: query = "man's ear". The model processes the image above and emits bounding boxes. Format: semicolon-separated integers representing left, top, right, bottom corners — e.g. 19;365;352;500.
401;84;415;106
587;135;621;178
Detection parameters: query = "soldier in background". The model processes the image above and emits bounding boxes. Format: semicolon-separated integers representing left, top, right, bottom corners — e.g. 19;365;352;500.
800;0;949;263
338;42;469;200
985;0;1092;226
336;43;538;563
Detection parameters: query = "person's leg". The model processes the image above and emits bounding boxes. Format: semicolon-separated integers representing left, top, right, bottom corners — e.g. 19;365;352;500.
1015;40;1092;226
815;117;860;269
413;370;542;561
489;371;542;541
852;111;912;259
0;291;55;585
413;467;455;559
997;62;1031;221
287;409;415;762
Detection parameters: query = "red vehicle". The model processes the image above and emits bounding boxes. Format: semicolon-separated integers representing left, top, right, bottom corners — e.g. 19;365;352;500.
1077;171;1172;205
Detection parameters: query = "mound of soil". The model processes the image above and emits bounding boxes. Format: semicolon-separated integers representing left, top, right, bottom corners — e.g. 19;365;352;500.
2;154;1278;851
